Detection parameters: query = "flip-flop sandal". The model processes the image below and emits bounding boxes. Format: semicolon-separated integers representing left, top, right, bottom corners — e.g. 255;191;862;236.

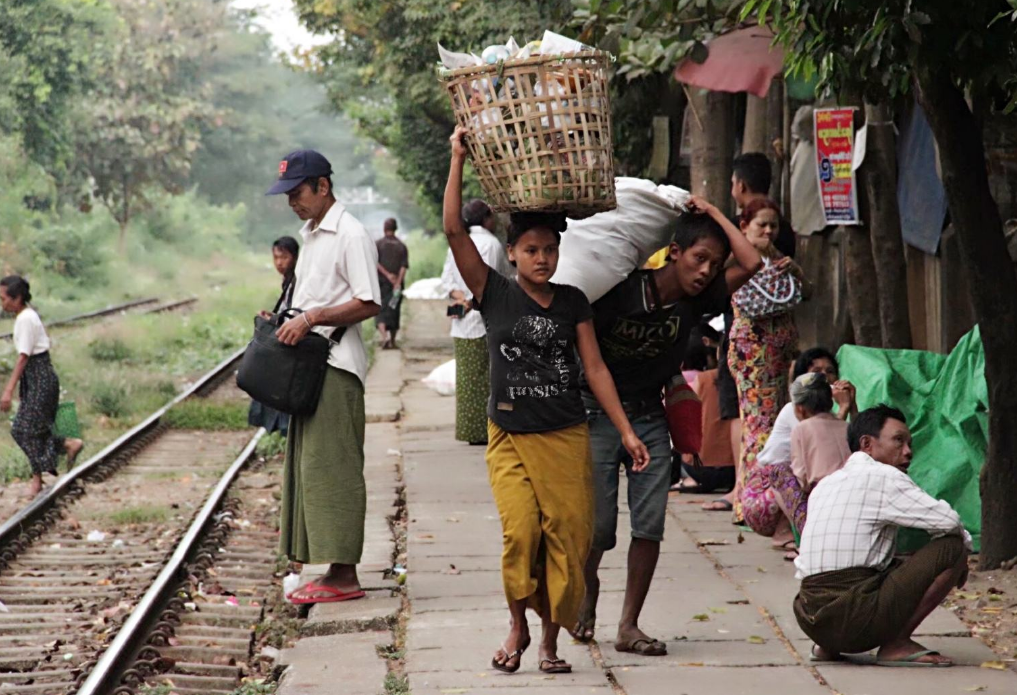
876;649;952;667
702;498;733;512
491;637;530;674
783;550;799;562
614;637;667;656
809;645;845;663
287;581;366;605
539;658;572;674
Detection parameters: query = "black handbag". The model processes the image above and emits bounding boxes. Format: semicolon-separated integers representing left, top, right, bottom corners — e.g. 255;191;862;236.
236;309;345;416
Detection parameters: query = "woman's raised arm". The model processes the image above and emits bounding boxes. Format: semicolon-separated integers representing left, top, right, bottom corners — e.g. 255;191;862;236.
443;127;489;303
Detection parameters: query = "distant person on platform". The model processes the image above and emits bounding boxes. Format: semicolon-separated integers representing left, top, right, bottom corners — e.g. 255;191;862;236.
441;198;514;445
0;276;84;498
375;218;409;350
249;235;300;436
706;151;798;514
266;149;382;605
794;405;971;667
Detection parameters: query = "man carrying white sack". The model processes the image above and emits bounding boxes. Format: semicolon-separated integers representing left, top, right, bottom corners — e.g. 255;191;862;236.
573;196;762;654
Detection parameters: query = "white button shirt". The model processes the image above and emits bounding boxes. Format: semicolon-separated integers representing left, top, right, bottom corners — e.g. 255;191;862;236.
440;226;514;340
291;203;381;385
795;451;973;580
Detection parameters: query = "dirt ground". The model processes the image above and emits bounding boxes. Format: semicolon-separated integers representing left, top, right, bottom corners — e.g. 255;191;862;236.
946;558;1017;668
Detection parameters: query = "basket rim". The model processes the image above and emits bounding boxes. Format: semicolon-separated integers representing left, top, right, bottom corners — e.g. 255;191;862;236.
438;50;611;81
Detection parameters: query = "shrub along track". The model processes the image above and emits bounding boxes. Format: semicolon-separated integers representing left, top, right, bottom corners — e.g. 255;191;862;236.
0;348;283;694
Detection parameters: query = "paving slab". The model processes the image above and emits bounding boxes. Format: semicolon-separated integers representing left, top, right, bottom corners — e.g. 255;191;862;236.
303;594;402;636
276;631;389;695
816;662;1017;695
611;665;831;695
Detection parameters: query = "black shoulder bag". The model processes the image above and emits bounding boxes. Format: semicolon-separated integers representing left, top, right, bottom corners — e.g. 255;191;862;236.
236;308;346;416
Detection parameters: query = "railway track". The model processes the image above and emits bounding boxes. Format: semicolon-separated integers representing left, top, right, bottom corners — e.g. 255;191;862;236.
0;296;199;341
0;347;286;695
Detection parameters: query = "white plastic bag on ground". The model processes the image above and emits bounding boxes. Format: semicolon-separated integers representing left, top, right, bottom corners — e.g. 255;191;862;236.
404;277;449;300
422;360;456;396
552;177;691;302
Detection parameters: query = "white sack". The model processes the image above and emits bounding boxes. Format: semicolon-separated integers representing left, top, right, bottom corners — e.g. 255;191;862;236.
552;177;691;302
422;359;456;396
404;277;449;300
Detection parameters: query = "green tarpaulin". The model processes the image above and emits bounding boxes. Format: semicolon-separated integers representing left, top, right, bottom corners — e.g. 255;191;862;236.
836;327;987;551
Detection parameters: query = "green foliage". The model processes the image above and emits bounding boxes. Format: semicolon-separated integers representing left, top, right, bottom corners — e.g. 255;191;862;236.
383;673;410;695
745;0;1017;106
404;230;450;286
0;0;115;181
0;447;31;485
229;681;276;695
163;401;250;431
572;0;743;82
90;381;131;419
107;505;170;525
256;431;287;458
77;0;220;239
88;337;134;363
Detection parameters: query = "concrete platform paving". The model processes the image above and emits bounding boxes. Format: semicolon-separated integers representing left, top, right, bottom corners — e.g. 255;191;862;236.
277;299;1017;695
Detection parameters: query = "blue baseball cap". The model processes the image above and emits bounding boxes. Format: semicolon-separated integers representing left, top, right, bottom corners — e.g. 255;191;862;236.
266;149;333;195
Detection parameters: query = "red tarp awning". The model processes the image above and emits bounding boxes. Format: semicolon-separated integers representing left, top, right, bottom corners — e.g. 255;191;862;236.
674;25;784;98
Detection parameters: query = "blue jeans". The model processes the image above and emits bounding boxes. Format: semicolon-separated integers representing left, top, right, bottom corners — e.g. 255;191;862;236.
587;403;672;551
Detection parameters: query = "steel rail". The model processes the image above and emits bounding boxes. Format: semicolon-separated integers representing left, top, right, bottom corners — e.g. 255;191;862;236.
0;345;247;552
0;297;160;339
75;427;266;695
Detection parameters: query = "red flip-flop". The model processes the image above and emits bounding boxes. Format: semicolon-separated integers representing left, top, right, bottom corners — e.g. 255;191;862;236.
287;581;366;605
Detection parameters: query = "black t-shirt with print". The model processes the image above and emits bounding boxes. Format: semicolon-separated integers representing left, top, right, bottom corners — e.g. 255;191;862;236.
477;271;593;433
582;270;729;401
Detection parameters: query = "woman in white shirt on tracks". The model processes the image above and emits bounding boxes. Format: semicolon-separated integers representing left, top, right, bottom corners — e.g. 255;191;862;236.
441;198;514;445
0;276;83;497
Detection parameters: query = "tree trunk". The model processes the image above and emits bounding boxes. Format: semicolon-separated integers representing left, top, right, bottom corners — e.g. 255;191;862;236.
862;101;912;348
766;80;785;202
842;219;883;346
916;67;1017;570
840;98;881;346
742;94;768;154
688;88;735;215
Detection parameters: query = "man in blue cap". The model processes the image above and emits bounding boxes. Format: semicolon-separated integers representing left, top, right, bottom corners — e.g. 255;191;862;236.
267;149;382;604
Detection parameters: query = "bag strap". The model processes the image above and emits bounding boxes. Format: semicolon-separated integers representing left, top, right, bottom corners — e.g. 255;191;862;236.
272;276;295;314
645;271;664;311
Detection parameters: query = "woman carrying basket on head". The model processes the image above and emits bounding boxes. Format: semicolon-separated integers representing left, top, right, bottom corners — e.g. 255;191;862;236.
0;276;84;498
444;126;650;675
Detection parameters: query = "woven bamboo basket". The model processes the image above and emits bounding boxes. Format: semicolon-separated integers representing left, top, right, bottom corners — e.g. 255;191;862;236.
441;51;616;216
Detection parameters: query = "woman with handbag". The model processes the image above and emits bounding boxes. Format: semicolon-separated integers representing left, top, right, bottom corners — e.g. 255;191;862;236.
444;126;649;675
727;199;810;534
0;276;84;498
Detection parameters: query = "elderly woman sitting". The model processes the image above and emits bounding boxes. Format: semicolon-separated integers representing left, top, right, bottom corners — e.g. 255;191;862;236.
768;372;852;551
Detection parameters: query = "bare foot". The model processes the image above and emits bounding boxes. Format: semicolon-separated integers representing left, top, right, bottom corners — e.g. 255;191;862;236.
569;596;596;642
615;625;667;655
876;639;953;666
65;438;84;468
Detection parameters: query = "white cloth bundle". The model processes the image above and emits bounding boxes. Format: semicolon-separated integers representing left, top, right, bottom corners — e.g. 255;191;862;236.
552;177;691;302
